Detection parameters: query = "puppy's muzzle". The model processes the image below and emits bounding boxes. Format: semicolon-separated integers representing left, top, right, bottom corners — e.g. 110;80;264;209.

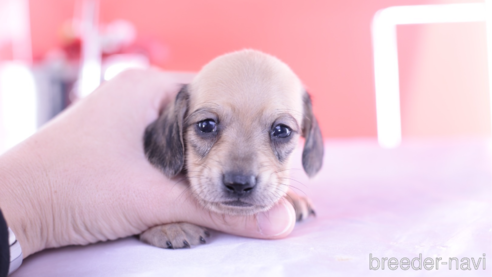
223;172;257;197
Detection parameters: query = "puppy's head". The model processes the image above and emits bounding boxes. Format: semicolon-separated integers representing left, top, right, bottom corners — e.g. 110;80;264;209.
145;50;324;215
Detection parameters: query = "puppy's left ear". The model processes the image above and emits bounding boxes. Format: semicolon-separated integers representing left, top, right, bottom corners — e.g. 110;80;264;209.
301;92;324;177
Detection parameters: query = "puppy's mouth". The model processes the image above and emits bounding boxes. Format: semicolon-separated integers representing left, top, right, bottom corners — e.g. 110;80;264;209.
221;200;254;207
200;198;270;215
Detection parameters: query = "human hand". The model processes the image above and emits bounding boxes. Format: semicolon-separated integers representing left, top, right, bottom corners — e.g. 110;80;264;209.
0;69;296;258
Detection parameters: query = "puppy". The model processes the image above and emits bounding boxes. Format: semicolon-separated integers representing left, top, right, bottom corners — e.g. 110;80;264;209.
140;50;324;249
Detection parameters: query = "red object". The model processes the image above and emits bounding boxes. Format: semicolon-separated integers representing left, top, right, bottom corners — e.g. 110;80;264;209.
28;0;486;138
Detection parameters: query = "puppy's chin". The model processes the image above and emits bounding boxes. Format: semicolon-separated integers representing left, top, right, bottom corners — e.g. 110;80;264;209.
198;199;274;215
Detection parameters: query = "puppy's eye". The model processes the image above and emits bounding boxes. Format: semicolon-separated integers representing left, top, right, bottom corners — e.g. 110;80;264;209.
272;124;291;139
197;119;217;133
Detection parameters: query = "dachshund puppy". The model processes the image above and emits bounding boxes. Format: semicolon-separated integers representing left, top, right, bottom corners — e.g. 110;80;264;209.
140;50;324;249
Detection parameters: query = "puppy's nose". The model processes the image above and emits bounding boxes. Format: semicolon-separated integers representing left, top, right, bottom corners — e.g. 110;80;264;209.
223;173;257;196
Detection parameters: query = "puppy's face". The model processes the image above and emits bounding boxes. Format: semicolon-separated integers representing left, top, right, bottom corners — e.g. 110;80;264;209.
145;50;324;215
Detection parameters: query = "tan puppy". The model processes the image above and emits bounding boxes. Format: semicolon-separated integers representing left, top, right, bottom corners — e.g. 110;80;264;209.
141;50;324;249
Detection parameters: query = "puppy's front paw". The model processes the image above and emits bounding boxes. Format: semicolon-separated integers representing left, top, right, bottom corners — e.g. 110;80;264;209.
140;223;210;249
285;190;316;222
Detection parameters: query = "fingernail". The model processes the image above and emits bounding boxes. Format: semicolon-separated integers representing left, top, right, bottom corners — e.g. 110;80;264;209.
257;198;296;238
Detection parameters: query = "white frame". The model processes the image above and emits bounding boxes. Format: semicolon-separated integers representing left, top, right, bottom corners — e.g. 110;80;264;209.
371;2;491;148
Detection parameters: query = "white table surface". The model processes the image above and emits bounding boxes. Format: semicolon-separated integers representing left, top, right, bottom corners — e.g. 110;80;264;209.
11;139;492;277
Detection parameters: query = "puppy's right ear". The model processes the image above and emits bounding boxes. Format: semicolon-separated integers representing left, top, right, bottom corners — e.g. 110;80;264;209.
144;85;189;178
301;92;324;178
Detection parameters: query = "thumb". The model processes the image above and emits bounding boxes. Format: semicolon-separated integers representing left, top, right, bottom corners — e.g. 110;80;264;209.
184;198;296;239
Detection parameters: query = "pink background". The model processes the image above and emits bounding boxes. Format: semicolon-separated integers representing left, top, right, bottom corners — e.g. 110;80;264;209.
16;0;491;139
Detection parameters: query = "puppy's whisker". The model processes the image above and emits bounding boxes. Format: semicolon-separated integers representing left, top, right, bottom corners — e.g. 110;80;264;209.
287;168;306;172
278;177;307;188
175;188;196;204
275;168;305;174
278;184;307;196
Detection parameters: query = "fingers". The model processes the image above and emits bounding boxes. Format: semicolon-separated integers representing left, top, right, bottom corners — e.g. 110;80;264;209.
97;69;179;107
106;68;193;113
63;69;186;146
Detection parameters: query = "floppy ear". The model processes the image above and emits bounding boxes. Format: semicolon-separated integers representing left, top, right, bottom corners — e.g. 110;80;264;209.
144;85;189;178
301;92;324;177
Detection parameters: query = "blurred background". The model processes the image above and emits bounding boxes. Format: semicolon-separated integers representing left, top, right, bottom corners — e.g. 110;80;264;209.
0;0;489;153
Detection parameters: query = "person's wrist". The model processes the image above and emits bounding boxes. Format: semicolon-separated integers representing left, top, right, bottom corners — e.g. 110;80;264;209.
8;227;23;274
0;142;52;258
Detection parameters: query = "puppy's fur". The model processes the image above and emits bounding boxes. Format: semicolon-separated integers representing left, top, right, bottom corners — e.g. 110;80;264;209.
141;50;324;249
